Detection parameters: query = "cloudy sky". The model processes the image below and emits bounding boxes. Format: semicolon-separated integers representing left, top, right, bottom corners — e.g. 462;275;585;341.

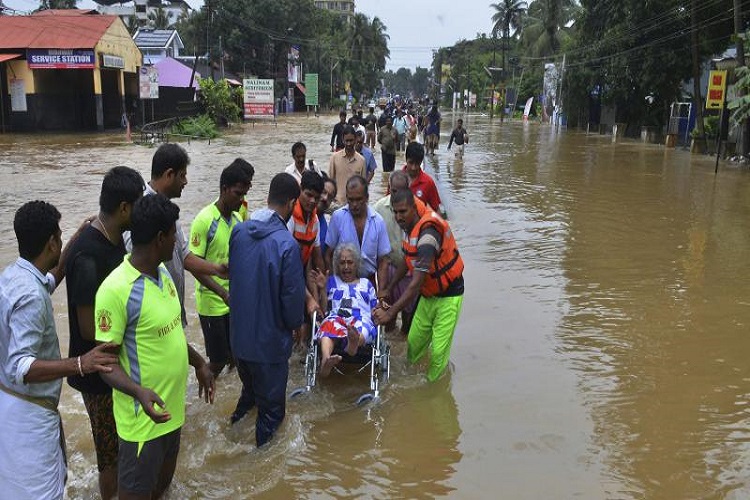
357;0;496;70
2;0;497;70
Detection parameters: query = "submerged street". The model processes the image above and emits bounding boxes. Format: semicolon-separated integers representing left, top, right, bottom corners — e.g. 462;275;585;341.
1;115;749;498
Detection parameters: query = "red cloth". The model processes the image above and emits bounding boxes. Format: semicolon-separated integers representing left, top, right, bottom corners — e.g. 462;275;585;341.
403;166;441;212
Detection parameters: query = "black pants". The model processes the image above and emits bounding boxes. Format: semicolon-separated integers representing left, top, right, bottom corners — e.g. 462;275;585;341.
382;152;396;172
234;359;289;447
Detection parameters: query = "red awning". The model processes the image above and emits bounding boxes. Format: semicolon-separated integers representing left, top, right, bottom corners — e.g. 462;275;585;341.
295;82;306;95
0;53;21;63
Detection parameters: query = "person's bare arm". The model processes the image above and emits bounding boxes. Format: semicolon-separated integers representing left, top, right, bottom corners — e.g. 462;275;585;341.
25;342;118;384
185;252;228;279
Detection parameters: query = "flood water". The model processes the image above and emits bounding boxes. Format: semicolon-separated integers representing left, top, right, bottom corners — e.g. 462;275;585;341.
2;115;750;499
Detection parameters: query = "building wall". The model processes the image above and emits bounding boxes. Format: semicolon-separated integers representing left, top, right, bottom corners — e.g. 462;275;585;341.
315;0;355;15
96;20;143;74
5;59;35;94
1;18;142;132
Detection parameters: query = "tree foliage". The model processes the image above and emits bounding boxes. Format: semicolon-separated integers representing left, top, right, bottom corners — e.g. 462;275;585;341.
37;0;76;9
176;0;389;106
197;77;242;124
147;7;170;29
565;0;733;130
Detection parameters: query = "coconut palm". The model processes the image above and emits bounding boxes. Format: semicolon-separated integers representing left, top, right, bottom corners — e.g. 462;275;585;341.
491;0;527;41
520;0;579;57
147;6;170;29
490;0;527;96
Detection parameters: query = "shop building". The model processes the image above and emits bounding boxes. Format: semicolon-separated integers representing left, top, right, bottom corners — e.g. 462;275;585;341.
0;10;142;132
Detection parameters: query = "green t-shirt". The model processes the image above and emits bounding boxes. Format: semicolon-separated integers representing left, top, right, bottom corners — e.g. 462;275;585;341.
95;256;188;443
189;203;241;316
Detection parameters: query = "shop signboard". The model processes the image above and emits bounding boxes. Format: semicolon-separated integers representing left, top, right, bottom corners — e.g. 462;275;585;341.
243;78;274;118
706;70;727;110
102;54;125;69
139;66;159;99
27;49;95;69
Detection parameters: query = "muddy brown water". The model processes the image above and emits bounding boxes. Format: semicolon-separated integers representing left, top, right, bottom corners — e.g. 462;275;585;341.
1;115;750;499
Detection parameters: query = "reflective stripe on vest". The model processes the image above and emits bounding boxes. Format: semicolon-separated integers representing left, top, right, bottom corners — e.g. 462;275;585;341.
291;201;318;265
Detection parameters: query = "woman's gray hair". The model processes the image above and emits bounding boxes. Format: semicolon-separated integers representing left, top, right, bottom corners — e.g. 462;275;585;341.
332;242;362;277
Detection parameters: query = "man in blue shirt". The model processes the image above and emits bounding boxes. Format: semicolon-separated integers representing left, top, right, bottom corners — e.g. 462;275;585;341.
324;175;391;288
355;130;378;183
228;173;306;447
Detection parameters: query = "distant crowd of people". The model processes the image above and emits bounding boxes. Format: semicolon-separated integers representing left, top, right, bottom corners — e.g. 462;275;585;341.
0;121;466;498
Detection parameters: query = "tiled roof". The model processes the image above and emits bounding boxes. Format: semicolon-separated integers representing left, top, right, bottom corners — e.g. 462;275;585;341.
33;9;99;15
133;29;176;49
0;11;117;49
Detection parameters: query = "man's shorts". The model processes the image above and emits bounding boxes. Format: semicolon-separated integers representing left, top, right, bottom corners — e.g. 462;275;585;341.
81;391;118;472
199;314;231;365
118;428;181;495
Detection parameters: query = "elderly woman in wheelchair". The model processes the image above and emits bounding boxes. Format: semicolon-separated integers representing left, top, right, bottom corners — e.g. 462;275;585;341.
309;242;379;377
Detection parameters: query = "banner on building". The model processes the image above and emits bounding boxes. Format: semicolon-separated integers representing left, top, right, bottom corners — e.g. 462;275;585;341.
287;45;300;83
27;49;95;69
243;78;274;118
705;70;727;110
305;73;319;106
139;66;159;99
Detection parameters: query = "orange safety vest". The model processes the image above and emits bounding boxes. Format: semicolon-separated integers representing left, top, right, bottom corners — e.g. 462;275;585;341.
413;196;428;217
402;210;464;297
291;201;319;266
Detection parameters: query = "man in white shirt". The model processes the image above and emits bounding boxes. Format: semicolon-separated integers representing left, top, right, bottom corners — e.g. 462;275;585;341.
285;142;322;184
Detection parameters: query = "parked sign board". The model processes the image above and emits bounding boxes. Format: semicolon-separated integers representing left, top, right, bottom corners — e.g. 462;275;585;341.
243;78;274;118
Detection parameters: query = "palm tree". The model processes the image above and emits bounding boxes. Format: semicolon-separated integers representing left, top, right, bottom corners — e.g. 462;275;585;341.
519;0;579;57
491;0;527;42
370;16;390;69
490;0;527;116
147;7;170;29
126;15;140;35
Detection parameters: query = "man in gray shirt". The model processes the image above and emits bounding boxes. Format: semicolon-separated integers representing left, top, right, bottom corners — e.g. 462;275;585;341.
0;201;117;499
125;144;228;326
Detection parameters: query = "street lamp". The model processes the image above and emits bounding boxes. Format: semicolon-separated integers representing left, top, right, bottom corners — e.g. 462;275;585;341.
330;59;340;108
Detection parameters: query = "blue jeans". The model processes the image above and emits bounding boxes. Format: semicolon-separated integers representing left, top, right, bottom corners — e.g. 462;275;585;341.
234;359;289;447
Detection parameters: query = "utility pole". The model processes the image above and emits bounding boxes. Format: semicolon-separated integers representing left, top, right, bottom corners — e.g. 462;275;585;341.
734;0;748;156
330;59;340;108
490;35;496;120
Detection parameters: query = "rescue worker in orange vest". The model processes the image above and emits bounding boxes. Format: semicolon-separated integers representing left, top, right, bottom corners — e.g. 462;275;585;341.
288;170;325;272
373;188;464;381
288;170;326;344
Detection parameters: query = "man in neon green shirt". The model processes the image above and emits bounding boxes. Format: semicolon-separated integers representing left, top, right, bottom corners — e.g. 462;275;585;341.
190;159;253;377
96;194;215;499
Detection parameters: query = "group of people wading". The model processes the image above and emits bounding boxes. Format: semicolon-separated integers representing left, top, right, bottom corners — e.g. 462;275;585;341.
0;116;465;498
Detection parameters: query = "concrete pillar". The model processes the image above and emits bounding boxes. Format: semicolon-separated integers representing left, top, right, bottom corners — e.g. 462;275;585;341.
93;68;103;131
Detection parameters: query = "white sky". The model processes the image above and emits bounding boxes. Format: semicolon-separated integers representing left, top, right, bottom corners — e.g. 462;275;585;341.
2;0;496;71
